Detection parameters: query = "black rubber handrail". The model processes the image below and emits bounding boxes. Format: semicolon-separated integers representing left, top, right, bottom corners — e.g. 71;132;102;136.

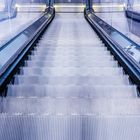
125;9;140;21
84;9;140;90
0;7;55;95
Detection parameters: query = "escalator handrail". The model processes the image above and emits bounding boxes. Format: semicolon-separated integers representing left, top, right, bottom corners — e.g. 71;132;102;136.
126;9;140;16
87;10;140;52
125;9;140;21
88;12;140;70
0;8;52;51
0;7;55;94
85;9;140;86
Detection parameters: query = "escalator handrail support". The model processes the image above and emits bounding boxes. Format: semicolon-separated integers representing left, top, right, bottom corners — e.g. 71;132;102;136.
84;9;140;87
0;7;55;95
125;9;140;21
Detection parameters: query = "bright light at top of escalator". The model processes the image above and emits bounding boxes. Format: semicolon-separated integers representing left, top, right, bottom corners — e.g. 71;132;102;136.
54;4;85;8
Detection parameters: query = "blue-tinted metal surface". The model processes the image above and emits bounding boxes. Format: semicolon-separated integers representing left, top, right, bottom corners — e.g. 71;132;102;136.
0;8;17;22
87;12;140;64
0;34;28;69
0;12;9;21
95;12;140;45
0;14;48;74
126;9;140;21
0;7;55;93
85;9;140;86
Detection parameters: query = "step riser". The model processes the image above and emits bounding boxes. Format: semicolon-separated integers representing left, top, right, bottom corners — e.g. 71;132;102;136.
25;61;118;67
0;116;140;140
31;50;110;56
7;85;137;97
2;98;140;114
34;45;106;48
28;56;114;61
14;76;129;85
20;67;123;76
34;45;106;49
37;41;103;45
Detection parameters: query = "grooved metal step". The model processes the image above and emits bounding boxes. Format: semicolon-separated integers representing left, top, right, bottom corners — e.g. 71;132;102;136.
0;115;140;140
2;98;140;115
30;52;113;57
20;67;123;76
7;85;137;97
25;60;118;67
14;75;130;85
28;55;114;61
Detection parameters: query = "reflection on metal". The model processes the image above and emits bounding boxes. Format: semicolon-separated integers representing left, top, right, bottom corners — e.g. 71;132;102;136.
88;13;140;64
124;45;140;63
0;8;55;93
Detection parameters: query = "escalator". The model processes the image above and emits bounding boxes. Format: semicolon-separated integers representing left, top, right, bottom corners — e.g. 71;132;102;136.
7;13;137;97
0;8;140;140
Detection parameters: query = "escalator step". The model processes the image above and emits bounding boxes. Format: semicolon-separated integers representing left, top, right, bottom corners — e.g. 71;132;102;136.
0;115;140;140
28;55;114;62
14;75;130;85
7;85;137;98
20;67;123;76
32;49;110;56
2;98;140;115
25;60;118;67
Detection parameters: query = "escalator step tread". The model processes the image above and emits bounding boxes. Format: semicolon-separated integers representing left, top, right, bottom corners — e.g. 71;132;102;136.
0;115;140;140
2;98;140;115
25;60;118;67
14;75;130;85
7;85;137;97
20;67;123;76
